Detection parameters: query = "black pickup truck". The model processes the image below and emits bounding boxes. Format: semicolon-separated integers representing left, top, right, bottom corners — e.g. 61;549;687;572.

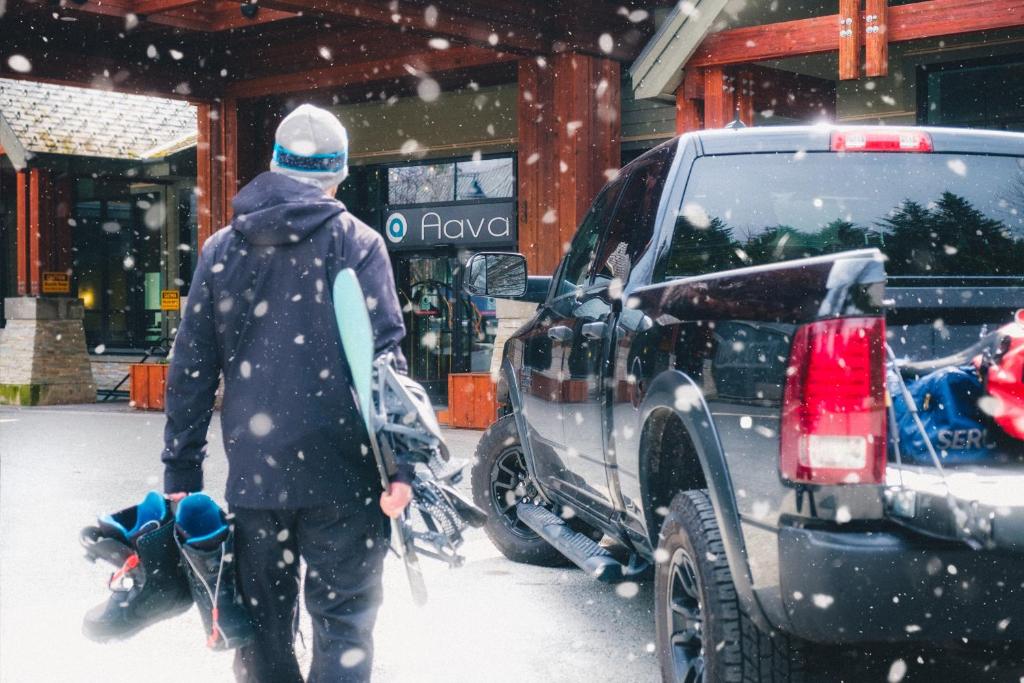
463;126;1024;682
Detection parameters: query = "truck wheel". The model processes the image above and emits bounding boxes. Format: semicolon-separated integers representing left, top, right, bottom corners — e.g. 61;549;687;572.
472;414;574;566
655;490;806;683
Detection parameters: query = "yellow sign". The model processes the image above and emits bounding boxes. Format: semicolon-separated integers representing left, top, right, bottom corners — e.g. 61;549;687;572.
42;272;70;294
160;290;181;311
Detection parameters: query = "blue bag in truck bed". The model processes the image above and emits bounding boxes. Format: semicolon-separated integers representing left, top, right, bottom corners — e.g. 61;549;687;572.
891;366;998;464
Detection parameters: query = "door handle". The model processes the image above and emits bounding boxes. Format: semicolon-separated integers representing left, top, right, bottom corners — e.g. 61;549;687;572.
547;325;573;342
582;321;607;341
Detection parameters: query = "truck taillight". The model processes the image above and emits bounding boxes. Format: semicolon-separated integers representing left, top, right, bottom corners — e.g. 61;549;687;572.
831;129;932;153
780;317;886;485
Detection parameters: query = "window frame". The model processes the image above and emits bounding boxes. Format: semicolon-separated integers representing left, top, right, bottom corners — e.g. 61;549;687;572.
384;152;516;210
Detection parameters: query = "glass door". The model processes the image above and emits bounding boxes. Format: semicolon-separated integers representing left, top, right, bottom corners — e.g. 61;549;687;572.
394;254;474;405
73;182;166;349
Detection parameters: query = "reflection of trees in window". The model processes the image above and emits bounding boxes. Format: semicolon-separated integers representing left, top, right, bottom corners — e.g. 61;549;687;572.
664;193;1024;278
881;192;1024;275
664;217;743;276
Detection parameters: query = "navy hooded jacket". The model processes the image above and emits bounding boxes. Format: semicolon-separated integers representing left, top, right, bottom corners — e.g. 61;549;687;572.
162;172;407;509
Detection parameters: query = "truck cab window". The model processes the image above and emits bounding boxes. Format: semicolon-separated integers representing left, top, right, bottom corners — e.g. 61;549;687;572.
591;145;673;288
555;174;627;298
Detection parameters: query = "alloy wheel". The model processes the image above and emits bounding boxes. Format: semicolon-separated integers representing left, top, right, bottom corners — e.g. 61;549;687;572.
666;547;705;683
489;447;539;539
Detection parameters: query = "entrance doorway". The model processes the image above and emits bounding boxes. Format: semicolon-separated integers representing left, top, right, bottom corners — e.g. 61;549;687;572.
393;253;498;406
395;254;466;405
73;183;167;349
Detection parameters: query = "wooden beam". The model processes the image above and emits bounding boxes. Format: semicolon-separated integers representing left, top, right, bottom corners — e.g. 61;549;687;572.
0;47;218;102
15;171;28;296
227;45;517;99
690;0;1024;68
133;0;201;16
62;0;210;31
254;0;546;53
703;67;732;129
838;0;861;80
690;14;837;67
210;6;299;31
865;0;889;77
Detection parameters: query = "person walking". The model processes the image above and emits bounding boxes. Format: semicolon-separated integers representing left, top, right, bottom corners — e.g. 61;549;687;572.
161;103;412;682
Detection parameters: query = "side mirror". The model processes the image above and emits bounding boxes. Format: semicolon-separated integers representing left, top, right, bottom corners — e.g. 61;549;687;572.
464;252;528;298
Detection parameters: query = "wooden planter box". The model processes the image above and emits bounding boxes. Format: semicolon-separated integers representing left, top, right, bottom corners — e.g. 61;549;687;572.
447;372;497;430
130;363;168;411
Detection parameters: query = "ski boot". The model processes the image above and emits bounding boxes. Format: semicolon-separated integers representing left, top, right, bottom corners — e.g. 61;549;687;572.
82;491;194;642
174;493;255;650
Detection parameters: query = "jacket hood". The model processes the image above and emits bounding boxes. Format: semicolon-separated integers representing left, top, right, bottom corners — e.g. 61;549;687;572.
231;171;346;246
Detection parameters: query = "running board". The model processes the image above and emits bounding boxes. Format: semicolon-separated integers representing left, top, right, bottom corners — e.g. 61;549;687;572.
516;502;647;583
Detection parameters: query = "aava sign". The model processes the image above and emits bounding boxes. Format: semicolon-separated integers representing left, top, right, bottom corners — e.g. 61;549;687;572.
383;202;516;251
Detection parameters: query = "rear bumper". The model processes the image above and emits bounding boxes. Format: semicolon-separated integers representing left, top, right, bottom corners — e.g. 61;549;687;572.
778;522;1024;643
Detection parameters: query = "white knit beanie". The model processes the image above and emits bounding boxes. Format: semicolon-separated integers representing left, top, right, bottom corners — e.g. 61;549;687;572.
269;104;349;190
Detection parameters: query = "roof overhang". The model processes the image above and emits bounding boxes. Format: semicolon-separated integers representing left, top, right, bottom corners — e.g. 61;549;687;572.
0;112;29;170
629;0;729;102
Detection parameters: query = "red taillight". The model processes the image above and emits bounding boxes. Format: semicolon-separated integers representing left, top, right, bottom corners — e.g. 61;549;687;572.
780;317;887;485
831;129;933;153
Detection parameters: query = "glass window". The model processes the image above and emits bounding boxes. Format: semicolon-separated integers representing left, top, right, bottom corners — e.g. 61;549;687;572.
923;58;1024;132
592;145;673;286
387;156;514;206
456;157;514;200
660;152;1024;280
555;174;628;297
388;163;455;204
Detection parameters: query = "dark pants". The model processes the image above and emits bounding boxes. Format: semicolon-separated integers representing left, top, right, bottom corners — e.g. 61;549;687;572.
230;503;390;683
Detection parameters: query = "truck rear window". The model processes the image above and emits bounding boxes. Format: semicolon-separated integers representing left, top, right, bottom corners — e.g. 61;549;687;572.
661;152;1024;279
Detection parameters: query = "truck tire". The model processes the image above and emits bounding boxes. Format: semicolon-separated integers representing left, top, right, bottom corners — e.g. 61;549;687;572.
472;414;577;566
655;490;806;683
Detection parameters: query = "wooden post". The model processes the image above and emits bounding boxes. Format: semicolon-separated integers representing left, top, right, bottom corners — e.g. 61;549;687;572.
865;0;889;77
218;97;239;226
28;169;44;295
517;54;620;275
736;71;755;126
15;170;27;296
196;103;215;248
703;66;732;129
838;0;862;80
53;174;74;275
676;68;705;133
516;58;548;274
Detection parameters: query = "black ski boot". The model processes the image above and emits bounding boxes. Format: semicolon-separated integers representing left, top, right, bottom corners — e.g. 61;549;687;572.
82;491;194;642
174;493;255;650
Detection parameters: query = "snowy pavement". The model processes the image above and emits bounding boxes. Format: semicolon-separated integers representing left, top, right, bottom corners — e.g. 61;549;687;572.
6;404;1024;683
0;404;658;683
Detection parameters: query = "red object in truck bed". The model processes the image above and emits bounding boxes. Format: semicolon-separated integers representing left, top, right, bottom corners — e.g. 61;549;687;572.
987;312;1024;441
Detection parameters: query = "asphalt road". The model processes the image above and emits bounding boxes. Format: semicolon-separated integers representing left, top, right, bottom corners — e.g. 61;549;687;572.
0;404;658;683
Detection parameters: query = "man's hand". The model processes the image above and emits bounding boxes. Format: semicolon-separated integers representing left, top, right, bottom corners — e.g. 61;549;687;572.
168;492;188;502
380;482;412;519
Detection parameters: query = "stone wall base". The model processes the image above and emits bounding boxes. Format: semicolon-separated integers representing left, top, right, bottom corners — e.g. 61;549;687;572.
0;297;97;406
491;299;540;379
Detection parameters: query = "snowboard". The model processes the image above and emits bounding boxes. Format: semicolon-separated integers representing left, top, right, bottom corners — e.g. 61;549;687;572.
332;268;428;605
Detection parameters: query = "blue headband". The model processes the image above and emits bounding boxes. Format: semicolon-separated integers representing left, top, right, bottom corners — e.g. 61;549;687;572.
272;143;347;174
